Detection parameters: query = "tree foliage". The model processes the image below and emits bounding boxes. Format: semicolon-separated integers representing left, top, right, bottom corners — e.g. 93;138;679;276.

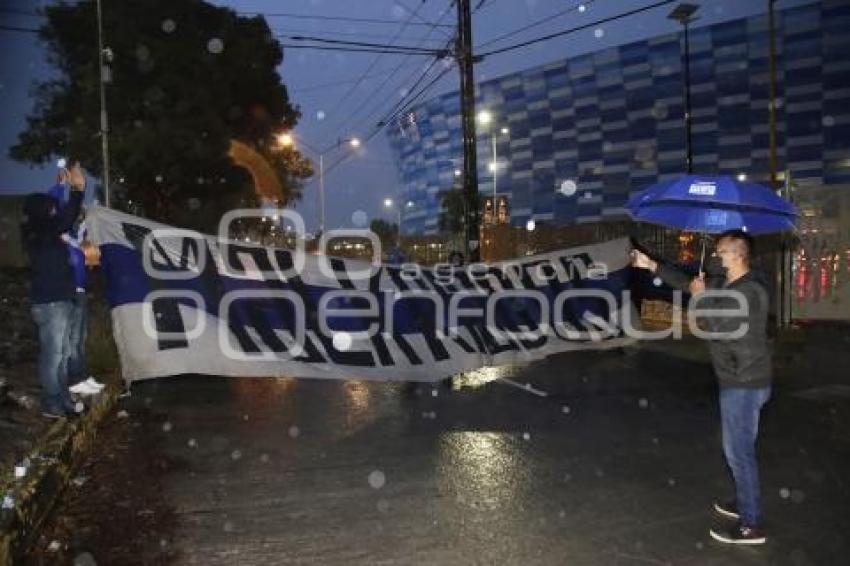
10;0;312;229
369;218;398;251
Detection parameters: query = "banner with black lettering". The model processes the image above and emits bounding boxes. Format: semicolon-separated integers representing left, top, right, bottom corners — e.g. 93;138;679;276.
87;206;638;383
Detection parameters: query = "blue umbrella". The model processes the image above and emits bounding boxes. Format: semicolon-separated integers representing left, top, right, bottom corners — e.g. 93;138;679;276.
627;174;797;269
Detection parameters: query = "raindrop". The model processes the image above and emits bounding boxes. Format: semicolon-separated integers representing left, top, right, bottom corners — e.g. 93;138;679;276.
667;478;676;487
594;28;605;39
652;277;663;287
368;470;386;489
652;437;660;445
260;453;270;463
161;19;176;33
223;520;234;532
161;422;172;432
188;198;201;210
638;398;649;409
559;509;566;518
377;499;390;513
695;542;704;550
187;438;197;448
561;405;571;414
651;102;669;120
155;174;163;183
790;489;806;504
207;38;224;54
135;45;150;61
431;388;438;398
399;88;409;98
316;110;326;121
822;115;835;127
392;5;406;19
522;432;531;441
578;4;587;13
563;473;572;482
559;179;577;197
73;552;97;566
242;414;249;421
351;210;368;226
594;468;605;478
288;425;300;438
780;487;791;499
230;449;242;461
333;332;352;351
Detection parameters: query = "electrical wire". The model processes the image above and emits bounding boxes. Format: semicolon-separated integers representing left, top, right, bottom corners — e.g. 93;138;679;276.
476;0;596;50
329;0;456;139
238;10;454;28
477;0;675;58
285;35;447;55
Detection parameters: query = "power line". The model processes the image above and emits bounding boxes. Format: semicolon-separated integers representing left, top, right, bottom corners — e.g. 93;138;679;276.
278;43;442;56
331;0;456;139
317;0;435;138
285;35;448;55
267;25;449;43
238;10;454;28
0;25;39;34
290;63;422;94
476;0;596;50
322;63;455;180
478;0;676;58
394;0;455;39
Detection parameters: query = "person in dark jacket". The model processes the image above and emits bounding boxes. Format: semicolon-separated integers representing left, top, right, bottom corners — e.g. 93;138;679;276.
48;184;105;397
21;164;86;418
632;229;771;545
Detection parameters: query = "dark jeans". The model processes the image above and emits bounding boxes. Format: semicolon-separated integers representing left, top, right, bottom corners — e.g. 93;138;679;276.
31;301;75;413
68;291;88;385
719;385;772;527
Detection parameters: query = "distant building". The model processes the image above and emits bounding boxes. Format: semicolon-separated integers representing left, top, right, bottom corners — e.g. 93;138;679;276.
388;0;849;236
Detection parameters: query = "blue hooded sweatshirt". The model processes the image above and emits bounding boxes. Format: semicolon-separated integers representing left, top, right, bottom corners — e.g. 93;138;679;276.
48;183;87;291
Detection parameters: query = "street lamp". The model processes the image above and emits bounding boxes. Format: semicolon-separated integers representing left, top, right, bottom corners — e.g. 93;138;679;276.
275;132;361;234
477;111;509;224
384;197;413;246
668;3;699;174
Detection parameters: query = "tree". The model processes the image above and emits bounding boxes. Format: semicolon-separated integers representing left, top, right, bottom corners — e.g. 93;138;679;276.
10;0;312;230
369;219;398;252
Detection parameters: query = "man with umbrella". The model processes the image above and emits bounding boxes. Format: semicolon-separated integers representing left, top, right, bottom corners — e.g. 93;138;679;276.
626;175;796;545
633;231;771;545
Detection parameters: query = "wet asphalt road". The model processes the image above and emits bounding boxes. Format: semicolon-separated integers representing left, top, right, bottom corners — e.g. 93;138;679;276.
49;338;850;565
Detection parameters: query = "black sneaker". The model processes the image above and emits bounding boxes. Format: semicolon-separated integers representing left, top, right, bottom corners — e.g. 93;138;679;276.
710;524;767;545
713;500;740;520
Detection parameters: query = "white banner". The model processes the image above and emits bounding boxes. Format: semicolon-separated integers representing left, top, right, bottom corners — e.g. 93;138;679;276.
88;206;637;383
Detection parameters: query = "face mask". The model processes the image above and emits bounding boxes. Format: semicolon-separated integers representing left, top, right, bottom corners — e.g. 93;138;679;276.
704;255;726;276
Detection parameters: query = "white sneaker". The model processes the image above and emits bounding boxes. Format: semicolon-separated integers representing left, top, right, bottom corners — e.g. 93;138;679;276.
84;376;106;390
69;381;101;396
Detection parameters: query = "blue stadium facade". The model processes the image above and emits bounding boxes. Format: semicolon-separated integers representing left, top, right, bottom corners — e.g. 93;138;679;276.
387;0;850;236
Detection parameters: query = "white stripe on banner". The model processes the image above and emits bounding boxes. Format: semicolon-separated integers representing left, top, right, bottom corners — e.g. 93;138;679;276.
87;206;638;383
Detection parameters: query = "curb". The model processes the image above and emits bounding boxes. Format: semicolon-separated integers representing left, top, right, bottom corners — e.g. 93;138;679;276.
0;385;120;565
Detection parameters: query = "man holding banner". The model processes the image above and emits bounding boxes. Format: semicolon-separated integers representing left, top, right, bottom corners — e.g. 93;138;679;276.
632;230;771;545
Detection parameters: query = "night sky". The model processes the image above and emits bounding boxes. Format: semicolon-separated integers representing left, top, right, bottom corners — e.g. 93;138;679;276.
0;0;809;230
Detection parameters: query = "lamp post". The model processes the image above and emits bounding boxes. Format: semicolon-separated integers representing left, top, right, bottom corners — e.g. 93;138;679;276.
276;133;360;234
477;111;510;224
96;0;111;206
383;198;414;247
668;3;699;174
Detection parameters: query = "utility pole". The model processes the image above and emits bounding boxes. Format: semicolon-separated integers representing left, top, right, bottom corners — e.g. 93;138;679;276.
456;0;480;261
96;0;111;207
